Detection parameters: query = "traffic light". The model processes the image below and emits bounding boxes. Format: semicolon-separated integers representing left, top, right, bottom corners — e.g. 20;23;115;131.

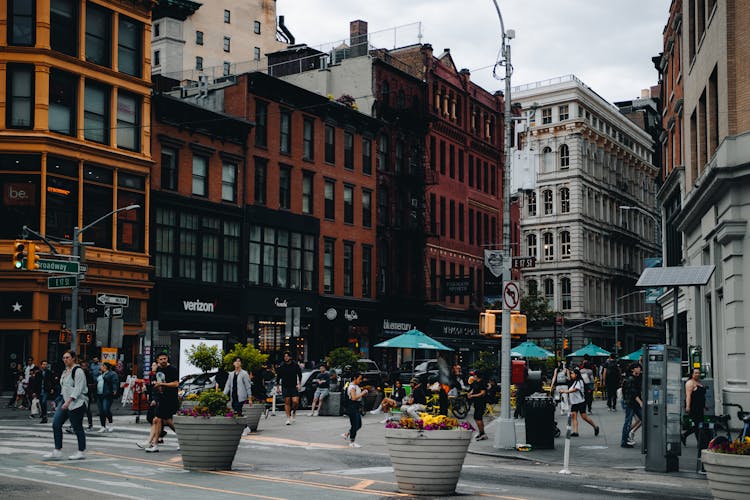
563;338;569;350
644;315;654;327
25;242;40;270
510;311;527;335
12;240;27;269
479;312;497;335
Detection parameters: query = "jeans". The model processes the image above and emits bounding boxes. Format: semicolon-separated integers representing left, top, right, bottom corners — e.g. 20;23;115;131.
607;384;619;409
231;400;244;416
52;404;86;451
621;403;642;445
346;406;362;442
40;393;49;419
98;396;113;426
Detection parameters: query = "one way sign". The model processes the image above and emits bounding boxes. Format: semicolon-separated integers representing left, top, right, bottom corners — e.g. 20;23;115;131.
104;306;123;318
96;293;129;307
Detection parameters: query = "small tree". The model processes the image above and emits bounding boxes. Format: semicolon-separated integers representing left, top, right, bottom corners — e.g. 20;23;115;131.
520;289;555;324
185;343;223;374
471;350;499;380
327;347;359;370
222;343;268;373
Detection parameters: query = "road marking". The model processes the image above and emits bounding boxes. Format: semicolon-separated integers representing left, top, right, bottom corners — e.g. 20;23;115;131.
81;477;155;489
583;484;646;494
477;494;529;500
241;435;349;450
0;471;138;499
351;479;375;490
325;466;394;475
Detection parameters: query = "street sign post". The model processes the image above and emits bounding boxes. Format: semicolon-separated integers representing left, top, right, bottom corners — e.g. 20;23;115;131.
34;259;80;274
104;306;123;318
48;275;78;289
511;256;536;269
96;293;130;307
602;318;625;327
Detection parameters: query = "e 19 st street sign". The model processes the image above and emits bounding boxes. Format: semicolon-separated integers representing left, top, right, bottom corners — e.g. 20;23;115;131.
48;275;78;289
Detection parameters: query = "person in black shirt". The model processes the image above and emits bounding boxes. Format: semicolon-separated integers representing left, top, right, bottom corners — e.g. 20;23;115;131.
308;364;331;416
468;372;488;440
275;352;302;425
400;378;427;419
138;353;179;453
620;364;643;448
214;366;229;393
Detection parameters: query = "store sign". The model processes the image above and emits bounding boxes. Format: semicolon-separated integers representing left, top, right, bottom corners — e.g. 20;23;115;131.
344;309;359;321
274;297;288;308
441;324;479;337
383;319;412;334
443;276;471;297
182;299;215;313
4;183;36;206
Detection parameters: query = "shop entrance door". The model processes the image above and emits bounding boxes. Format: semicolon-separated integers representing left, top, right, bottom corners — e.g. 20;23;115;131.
0;332;30;392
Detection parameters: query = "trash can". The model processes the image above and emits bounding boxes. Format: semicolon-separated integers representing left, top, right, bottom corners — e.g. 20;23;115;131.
524;393;556;450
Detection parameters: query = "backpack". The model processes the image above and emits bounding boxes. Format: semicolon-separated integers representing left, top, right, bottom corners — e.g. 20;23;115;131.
71;366;88;395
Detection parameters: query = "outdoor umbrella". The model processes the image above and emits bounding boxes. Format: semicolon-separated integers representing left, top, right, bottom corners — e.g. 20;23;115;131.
511;341;554;359
620;348;643;361
566;343;611;357
373;328;454;351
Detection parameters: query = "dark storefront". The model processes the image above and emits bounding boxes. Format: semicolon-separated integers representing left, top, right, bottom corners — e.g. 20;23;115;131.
318;297;379;363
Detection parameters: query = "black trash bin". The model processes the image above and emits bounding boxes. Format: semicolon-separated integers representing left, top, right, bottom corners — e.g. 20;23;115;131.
525;393;556;450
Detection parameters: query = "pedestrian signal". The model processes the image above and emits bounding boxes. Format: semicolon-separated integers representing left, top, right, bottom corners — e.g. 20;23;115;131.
644;315;654;327
563;338;569;349
479;312;497;335
12;240;27;269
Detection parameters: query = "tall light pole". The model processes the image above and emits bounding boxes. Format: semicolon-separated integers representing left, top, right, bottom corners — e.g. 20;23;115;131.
491;0;517;450
70;204;140;353
614;290;646;358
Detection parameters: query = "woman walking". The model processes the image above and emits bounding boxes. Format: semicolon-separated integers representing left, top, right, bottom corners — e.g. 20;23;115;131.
342;372;368;448
560;369;599;437
96;362;118;432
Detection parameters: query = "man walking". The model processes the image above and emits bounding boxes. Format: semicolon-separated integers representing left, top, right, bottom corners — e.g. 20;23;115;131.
43;350;88;460
603;353;621;411
38;360;53;423
621;364;643;448
468;371;488;440
138;353;179;452
224;356;252;415
276;352;302;425
308;364;331;416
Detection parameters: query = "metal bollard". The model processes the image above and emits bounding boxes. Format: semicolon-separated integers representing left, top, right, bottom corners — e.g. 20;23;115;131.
559;410;573;474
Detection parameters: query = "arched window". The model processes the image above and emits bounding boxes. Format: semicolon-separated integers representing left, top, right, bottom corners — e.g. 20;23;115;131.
527;233;537;258
544;278;554;307
560;231;571;259
543;189;553;215
561;277;571;310
543;232;554;261
527;279;538;295
528;191;537;216
542;146;553;172
560;144;570;168
560;187;570;213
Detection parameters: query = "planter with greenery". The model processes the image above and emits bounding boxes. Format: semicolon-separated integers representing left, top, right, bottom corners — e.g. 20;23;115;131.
384;414;474;496
701;436;750;500
326;347;360;371
222;343;269;432
174;389;249;471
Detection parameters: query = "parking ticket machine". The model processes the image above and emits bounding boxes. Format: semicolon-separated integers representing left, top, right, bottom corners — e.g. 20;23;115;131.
643;344;682;472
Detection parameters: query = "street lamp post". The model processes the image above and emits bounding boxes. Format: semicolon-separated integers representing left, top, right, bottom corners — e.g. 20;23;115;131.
614;290;646;358
491;0;516;450
70;204;140;353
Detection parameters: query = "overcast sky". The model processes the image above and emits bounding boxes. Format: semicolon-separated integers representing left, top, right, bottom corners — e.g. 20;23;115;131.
277;0;672;104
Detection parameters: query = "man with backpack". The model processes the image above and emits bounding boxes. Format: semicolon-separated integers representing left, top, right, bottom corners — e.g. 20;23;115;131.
43;350;88;460
602;353;621;411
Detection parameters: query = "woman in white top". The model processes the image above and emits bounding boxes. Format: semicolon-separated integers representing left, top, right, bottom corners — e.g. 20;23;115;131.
44;350;89;460
552;362;569;415
559;369;599;437
342;372;368;448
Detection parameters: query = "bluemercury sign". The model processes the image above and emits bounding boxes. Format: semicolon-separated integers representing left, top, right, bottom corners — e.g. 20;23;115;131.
382;319;412;335
483;249;503;308
182;299;215;313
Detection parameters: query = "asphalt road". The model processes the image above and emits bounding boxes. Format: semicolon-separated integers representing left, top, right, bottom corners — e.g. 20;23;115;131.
0;411;712;500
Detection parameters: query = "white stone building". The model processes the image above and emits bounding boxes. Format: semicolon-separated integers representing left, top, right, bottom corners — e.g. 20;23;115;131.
151;0;292;81
511;75;661;353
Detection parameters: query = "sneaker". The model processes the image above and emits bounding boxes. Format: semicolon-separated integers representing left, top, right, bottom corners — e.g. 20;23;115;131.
68;451;85;460
242;427;250;436
594;426;600;436
43;449;62;460
97;427;107;433
349;442;362;448
157;438;164;444
145;445;159;453
570;432;579;437
475;433;489;441
106;426;114;433
627;439;636;446
285;419;291;426
87;425;93;431
175;445;180;451
307;412;314;417
621;443;634;448
40;418;48;424
136;441;151;449
341;432;349;440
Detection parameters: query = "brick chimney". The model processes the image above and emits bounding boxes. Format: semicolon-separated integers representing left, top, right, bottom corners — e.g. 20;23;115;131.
350;20;368;57
459;68;471;86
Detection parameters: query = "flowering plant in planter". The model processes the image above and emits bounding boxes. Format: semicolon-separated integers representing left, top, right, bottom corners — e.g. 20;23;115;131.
177;389;237;418
385;413;474;431
708;435;750;455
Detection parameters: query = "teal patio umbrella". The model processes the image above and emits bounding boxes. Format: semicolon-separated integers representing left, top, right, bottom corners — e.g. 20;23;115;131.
374;329;453;351
511;341;554;359
566;343;611;358
620;348;643;361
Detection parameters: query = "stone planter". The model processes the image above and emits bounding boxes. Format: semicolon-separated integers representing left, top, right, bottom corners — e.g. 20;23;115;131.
384;428;473;496
174;415;250;470
701;450;750;500
181;400;199;410
243;404;264;432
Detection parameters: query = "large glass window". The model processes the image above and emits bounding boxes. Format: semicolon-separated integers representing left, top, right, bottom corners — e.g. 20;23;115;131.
362;189;372;228
378;188;389;227
116;91;140;151
85;3;111;67
377;134;389;171
83;165;114;249
155;207;175;277
302;171;313;214
561;277;571;310
116;172;145;252
6;64;33;129
362;244;372;297
324;238;334;294
362;137;372;175
544;278;554;307
223;221;240;282
192;155;208;196
527;233;537;258
343;185;353;224
303;118;314;160
8;0;34;46
178;213;198;279
201;217;221;282
543;189;553;215
161;147;177;190
44;157;77;240
560;144;570;168
254;157;266;205
279;110;291;154
325;125;335;164
324;180;335;220
49;69;77;136
84;81;109;144
560;230;571;259
344;132;354;169
543;232;554;261
560;187;570;213
276;230;288;287
528;191;536;216
279;165;291;209
343;242;353;296
117;15;141;77
255;100;268;147
222;163;237;202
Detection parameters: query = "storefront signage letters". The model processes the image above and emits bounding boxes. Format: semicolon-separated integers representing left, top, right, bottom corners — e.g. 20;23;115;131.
344;309;358;321
383;319;412;332
441;325;479;337
274;297;288;308
182;299;215;313
324;308;338;320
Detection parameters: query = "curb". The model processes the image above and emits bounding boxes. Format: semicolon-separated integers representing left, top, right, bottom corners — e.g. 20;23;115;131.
467;448;546;463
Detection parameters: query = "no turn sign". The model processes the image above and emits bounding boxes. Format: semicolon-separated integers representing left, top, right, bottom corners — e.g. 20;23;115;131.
503;281;520;310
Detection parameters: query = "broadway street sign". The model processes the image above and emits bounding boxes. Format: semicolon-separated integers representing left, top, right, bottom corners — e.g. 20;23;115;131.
37;259;80;274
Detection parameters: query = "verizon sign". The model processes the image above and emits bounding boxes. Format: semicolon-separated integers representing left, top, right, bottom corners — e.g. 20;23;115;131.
182;299;216;313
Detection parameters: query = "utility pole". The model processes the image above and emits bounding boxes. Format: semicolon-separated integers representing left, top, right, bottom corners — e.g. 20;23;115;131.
491;0;516;450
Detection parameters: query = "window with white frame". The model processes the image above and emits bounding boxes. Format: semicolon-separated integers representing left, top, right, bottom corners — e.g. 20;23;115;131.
542;146;553;171
192;155;208;196
544;278;554;306
559;104;569;120
528;191;537;216
253;21;261;34
543;189;553;215
561;277;571;309
222;163;236;202
543;232;554;261
542;108;551;124
560;187;570;213
527;233;537;258
560;230;571;259
560;144;570;168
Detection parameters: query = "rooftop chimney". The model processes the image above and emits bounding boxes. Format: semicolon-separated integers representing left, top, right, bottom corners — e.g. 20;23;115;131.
350;20;368;57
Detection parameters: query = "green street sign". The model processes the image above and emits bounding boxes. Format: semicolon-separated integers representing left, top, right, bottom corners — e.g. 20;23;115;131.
37;259;80;274
602;318;625;327
48;275;78;289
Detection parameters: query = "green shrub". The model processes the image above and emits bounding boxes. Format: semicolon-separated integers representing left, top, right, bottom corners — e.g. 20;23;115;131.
327;347;359;369
222;343;268;373
185;343;222;374
197;389;230;415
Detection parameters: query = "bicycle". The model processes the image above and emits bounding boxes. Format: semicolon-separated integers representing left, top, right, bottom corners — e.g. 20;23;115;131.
424;392;469;419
